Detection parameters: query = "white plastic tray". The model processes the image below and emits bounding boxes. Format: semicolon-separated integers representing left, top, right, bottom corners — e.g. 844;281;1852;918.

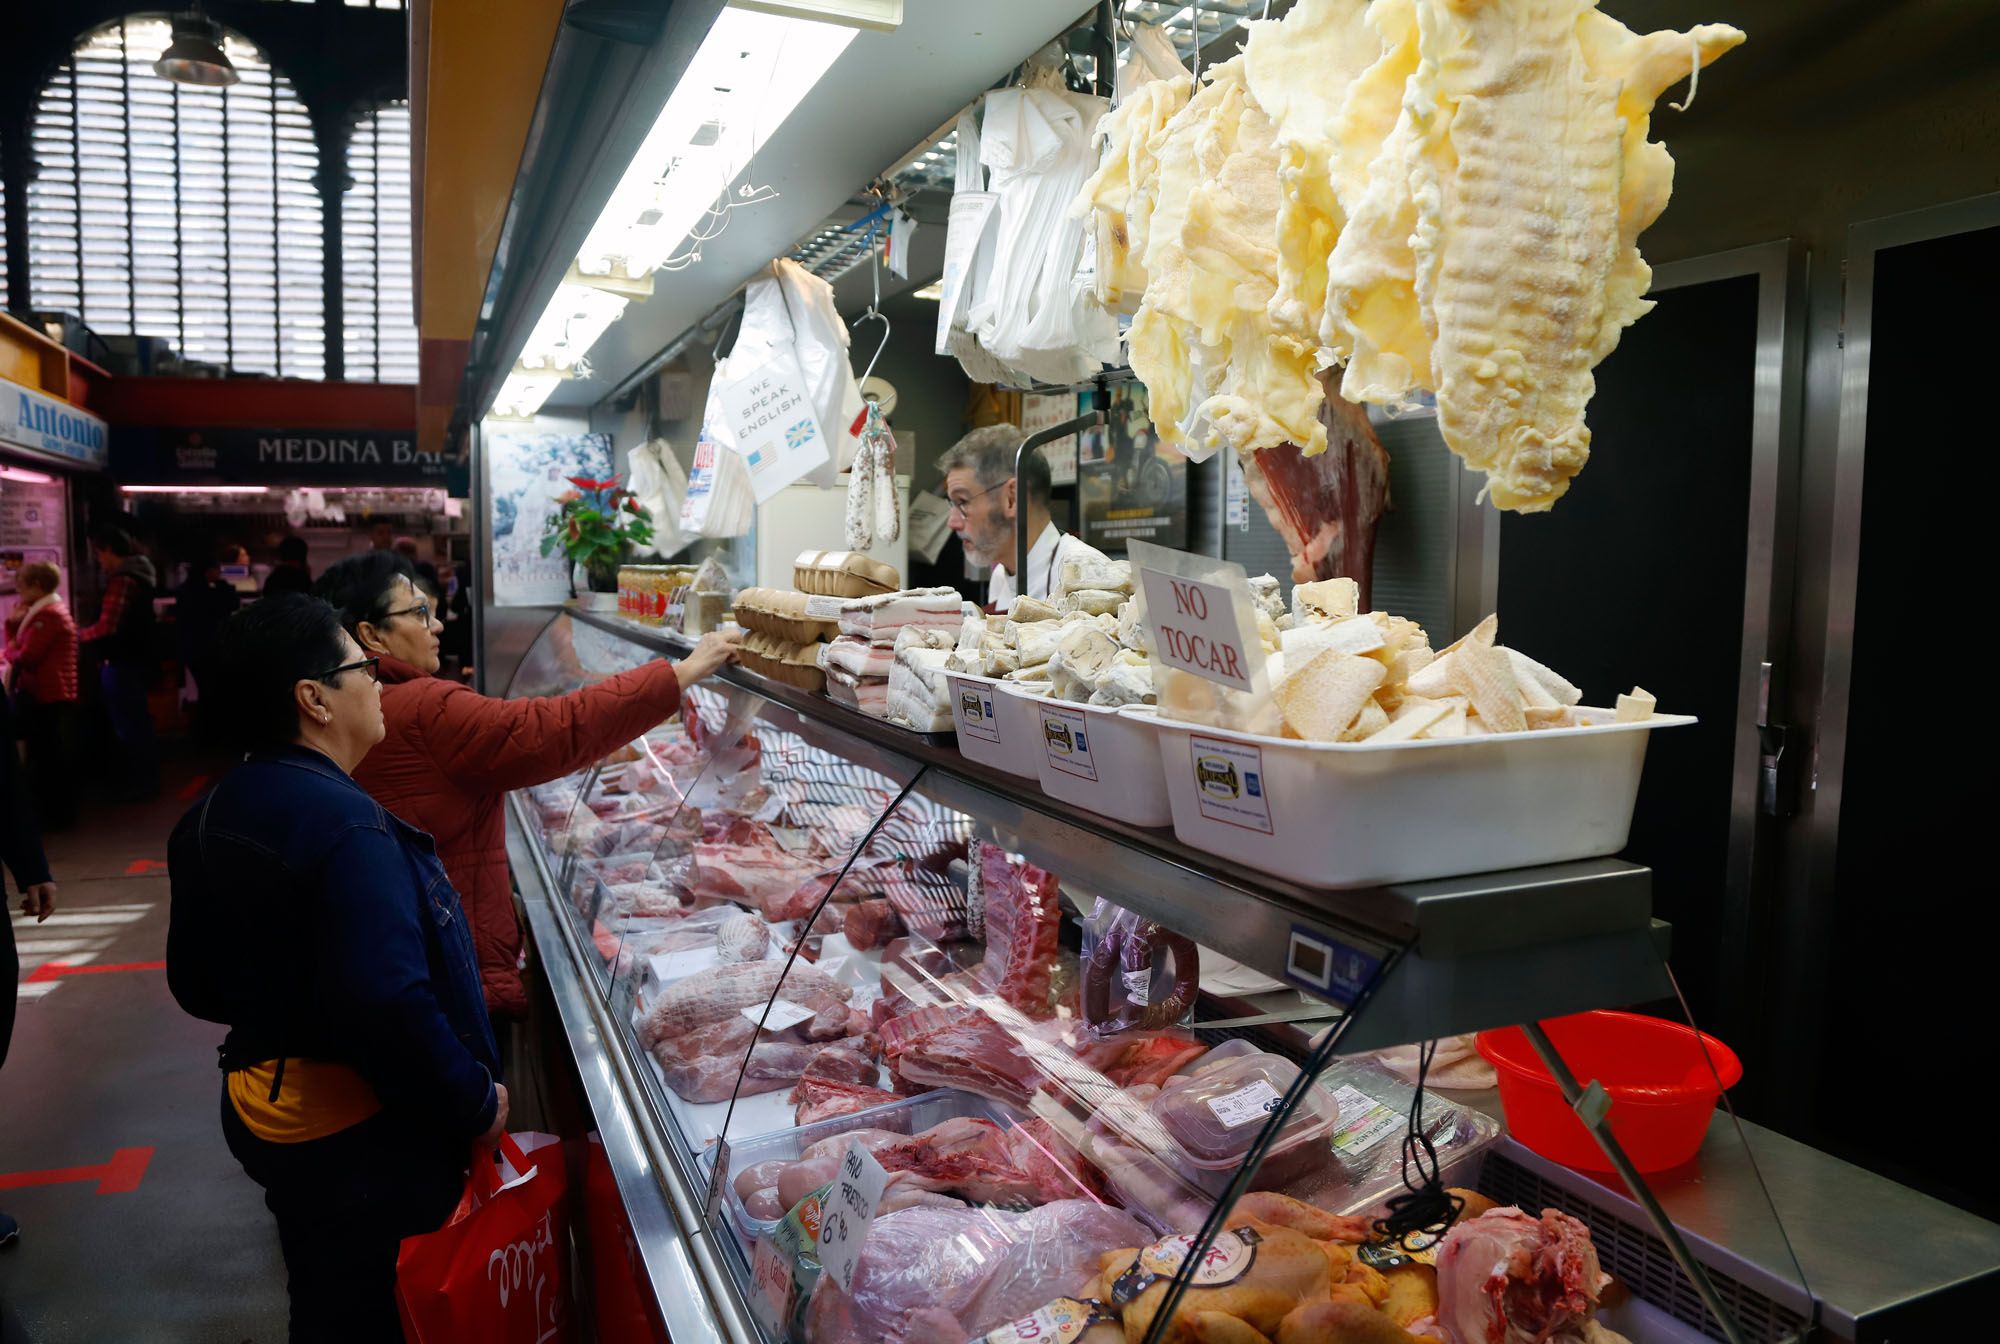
945;672;1043;778
1014;692;1173;827
1141;708;1695;888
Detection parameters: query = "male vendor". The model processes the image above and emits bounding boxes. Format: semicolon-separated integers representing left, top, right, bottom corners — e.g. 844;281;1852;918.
938;423;1101;609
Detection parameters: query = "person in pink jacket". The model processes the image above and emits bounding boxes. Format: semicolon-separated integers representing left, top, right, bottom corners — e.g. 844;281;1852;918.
4;562;80;829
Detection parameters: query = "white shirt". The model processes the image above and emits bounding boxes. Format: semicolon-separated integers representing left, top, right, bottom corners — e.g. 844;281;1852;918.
989;523;1103;608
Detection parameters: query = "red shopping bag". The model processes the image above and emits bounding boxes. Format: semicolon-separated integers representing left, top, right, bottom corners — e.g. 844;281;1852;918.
396;1132;573;1344
584;1136;668;1344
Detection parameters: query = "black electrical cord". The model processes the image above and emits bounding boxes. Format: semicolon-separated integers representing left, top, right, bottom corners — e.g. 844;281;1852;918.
1371;1039;1465;1253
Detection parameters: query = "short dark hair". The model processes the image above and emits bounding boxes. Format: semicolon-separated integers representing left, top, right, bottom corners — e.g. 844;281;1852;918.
937;423;1050;508
90;523;138;557
212;594;350;753
277;535;309;565
314;551;418;636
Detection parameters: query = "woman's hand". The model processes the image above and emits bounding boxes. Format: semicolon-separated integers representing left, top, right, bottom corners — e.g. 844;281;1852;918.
673;629;743;687
19;882;56;922
479;1082;510;1145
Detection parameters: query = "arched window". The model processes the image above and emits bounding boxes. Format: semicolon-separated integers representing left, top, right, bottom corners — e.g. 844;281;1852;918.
341;102;417;383
27;16;324;378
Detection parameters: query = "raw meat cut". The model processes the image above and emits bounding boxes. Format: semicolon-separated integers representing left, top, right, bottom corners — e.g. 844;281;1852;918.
973;842;1062;1018
802;1200;1148;1344
1437;1206;1627;1344
883;1005;1046;1109
1077;1032;1209;1090
1237;377;1390;600
864;1116;1094;1209
638;960;849;1048
843;898;903;951
795;1044;879;1089
791;1075;901;1126
692;818;826;919
714;912;770;963
820;635;896;680
654;1023;875;1105
824;664;889;716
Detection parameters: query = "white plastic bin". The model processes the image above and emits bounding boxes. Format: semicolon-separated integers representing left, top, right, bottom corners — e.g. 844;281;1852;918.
1017;693;1173;827
945;672;1043;778
1142;708;1695;888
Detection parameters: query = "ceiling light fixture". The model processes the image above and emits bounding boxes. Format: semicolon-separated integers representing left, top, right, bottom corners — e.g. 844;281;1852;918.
155;9;241;88
1;465;58;485
120;485;268;494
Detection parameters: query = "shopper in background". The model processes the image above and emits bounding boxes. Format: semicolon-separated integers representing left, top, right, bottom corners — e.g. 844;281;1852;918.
262;535;313;598
166;594;503;1343
175;542;244;735
938;423;1097;608
3;561;80;830
315;552;740;1026
434;560;473;677
77;523;160;801
1;686;58;1251
367;519;395;552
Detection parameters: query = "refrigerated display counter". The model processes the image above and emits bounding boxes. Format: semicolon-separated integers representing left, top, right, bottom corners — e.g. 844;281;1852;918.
501;608;2000;1344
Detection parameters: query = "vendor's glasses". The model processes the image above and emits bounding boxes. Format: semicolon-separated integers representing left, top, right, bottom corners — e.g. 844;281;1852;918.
946;481;1006;518
315;656;381;684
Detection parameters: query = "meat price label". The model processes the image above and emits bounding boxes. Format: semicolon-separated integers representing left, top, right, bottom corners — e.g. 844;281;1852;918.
814;1139;889;1294
1127;540;1264;694
749;1235;797;1334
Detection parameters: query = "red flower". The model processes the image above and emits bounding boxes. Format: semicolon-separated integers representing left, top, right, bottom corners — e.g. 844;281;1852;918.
566;475;617;492
557;489;581;504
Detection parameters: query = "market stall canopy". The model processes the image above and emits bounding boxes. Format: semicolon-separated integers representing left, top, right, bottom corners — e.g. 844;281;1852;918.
467;0;1094;423
411;0;571;455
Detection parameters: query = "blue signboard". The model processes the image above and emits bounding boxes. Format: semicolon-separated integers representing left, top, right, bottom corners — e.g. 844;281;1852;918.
0;382;109;471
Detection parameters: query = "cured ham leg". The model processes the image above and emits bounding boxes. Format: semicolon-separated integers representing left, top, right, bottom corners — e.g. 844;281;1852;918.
1238;375;1389;604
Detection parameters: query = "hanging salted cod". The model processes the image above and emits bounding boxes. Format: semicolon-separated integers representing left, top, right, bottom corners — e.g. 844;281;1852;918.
1073;23;1191;316
1332;0;1744;511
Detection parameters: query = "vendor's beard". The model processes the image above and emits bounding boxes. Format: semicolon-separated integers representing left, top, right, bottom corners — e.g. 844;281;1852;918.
961;514;1013;572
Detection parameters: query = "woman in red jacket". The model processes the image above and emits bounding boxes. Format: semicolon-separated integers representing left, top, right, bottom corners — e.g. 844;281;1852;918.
315;553;738;1023
4;562;80;829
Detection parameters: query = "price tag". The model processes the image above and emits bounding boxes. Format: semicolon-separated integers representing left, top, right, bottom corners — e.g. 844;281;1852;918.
804;594;846;621
750;1235;798;1334
1207;1078;1285;1128
815;1140;890;1294
1328;1085;1404;1156
743;999;816;1033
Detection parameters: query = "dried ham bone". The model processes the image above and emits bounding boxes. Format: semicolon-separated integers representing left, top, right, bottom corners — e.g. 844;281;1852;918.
1236;381;1391;597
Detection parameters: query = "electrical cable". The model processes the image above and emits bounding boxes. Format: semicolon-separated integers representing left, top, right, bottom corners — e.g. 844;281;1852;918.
1370;1038;1466;1252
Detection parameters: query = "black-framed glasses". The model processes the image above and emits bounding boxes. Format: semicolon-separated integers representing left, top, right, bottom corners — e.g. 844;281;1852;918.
380;601;432;625
946;480;1006;519
314;656;381;684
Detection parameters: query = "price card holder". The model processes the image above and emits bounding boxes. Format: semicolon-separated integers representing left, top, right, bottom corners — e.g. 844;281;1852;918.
814;1139;890;1294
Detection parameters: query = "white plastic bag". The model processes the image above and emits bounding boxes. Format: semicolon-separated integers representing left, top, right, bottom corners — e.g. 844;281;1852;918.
627;437;689;557
717;258;864;489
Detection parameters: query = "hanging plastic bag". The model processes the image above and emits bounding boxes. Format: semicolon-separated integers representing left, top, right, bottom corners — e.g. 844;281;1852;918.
938;109;1011;383
627;437;688;558
396;1132;574;1344
710;258;863;495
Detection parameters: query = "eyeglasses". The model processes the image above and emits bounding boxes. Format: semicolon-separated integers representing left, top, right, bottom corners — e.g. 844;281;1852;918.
314;656;381;685
946;480;1007;519
381;601;432;625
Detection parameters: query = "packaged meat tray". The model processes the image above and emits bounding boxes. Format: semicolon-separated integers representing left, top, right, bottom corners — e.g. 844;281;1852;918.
1147;1045;1337;1194
1142;706;1695;888
945;673;1043;778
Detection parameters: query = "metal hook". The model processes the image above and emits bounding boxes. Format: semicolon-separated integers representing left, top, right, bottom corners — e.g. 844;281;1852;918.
854;308;892;387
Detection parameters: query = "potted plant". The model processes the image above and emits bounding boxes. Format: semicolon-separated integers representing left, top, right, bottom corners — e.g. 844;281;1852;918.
540;474;654;607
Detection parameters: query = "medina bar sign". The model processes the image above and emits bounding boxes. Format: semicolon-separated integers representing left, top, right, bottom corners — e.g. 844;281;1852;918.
0;383;110;471
114;426;469;494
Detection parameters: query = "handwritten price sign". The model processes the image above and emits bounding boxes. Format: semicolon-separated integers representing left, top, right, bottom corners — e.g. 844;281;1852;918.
814;1140;889;1294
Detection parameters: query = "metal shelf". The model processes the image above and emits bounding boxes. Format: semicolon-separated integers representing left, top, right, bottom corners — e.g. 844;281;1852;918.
571;607;1673;1048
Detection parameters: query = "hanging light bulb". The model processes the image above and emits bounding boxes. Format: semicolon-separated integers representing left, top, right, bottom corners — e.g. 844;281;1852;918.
155;10;240;88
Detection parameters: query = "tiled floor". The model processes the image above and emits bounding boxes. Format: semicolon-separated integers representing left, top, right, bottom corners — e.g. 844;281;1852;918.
2;757;289;1344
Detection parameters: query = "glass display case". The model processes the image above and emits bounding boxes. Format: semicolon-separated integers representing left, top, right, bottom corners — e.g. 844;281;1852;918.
501;609;1994;1344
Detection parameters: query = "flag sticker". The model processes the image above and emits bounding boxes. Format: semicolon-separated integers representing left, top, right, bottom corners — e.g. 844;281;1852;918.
785;419;818;450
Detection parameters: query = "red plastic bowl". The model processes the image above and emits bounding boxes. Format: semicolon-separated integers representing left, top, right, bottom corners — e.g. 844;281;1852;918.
1476;1011;1742;1173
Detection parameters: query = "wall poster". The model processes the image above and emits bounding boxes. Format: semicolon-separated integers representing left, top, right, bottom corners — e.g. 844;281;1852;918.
1077;382;1187;553
486;427;614;606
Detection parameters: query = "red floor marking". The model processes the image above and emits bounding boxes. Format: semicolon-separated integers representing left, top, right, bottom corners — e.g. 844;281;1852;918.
0;1146;154;1195
24;959;167;983
177;774;212;801
124;859;168;875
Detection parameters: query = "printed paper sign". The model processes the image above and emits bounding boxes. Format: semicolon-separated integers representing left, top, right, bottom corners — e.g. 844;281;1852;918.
1038;704;1097;782
804;594;846;621
680;431;721;533
908;492;955;565
1225;451;1250;530
750;1236;797;1334
953;679;1003;744
1207;1079;1285;1128
1188;736;1274;834
1023;392;1080;487
744;999;815;1033
714;345;832;503
1138;568;1256;692
815;1140;890;1294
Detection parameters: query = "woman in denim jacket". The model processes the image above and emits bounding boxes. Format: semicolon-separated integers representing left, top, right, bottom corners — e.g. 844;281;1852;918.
166;594;505;1343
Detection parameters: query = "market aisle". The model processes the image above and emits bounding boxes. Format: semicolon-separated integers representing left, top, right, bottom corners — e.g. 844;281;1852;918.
1;767;288;1344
